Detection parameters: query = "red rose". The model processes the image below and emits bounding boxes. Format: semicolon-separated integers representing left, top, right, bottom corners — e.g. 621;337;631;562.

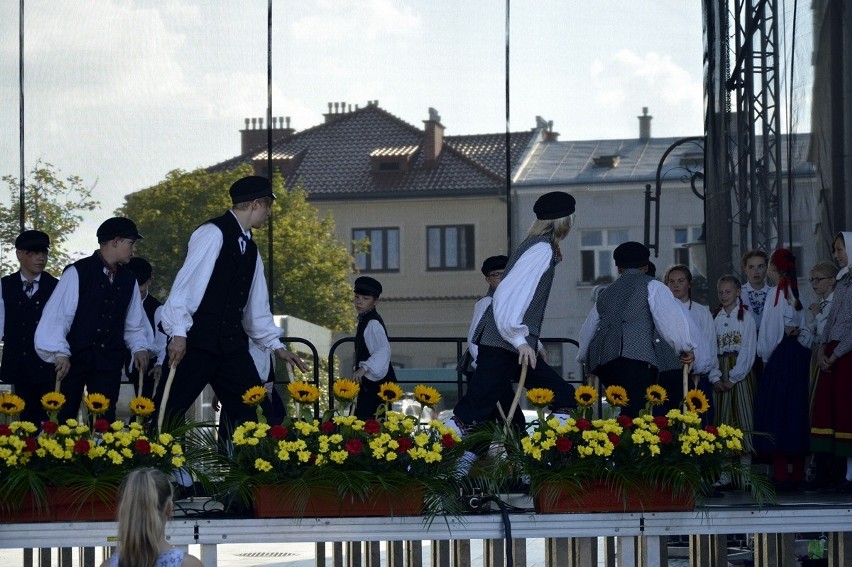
364;419;382;435
397;437;413;452
575;418;591;431
704;425;718;436
320;421;335;434
0;424;11;436
555;437;573;453
658;430;673;444
653;416;669;428
608;432;621;446
24;437;36;452
441;433;456;448
269;425;287;440
135;439;151;454
73;439;91;454
345;438;363;455
94;419;110;432
41;421;58;434
616;414;633;428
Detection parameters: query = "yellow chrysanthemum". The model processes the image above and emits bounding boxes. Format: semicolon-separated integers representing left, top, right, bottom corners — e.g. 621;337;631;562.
333;379;360;401
0;393;25;416
378;382;404;403
526;388;555;408
574;385;597;407
605;385;629;407
83;393;110;415
242;386;268;407
645;385;668;406
287;381;320;404
685;389;710;414
41;392;66;412
413;385;441;407
129;396;156;417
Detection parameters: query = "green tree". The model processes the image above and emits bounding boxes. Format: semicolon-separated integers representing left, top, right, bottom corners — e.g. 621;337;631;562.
118;165;355;332
0;160;100;274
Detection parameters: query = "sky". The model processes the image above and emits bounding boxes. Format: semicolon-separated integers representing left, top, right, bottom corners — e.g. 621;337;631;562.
0;1;715;260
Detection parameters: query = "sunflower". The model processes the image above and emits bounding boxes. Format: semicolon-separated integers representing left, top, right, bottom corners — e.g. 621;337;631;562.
287;381;320;404
413;385;441;407
605;385;629;407
241;386;268;407
574;385;598;407
378;382;404;403
645;385;668;406
526;388;555;408
0;392;25;416
41;391;66;412
333;379;360;402
685;389;710;414
83;393;110;415
129;396;156;417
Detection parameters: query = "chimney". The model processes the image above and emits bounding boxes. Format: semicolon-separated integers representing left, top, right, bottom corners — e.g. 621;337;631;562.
423;107;445;168
638;107;652;141
240;115;296;155
535;116;559;141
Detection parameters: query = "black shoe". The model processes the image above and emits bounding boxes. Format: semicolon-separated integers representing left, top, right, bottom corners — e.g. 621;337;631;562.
830;479;852;494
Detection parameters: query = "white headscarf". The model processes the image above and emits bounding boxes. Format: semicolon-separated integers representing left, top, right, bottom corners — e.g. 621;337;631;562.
835;231;852;281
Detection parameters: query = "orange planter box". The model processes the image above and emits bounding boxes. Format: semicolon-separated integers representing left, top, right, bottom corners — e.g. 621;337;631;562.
534;480;695;513
253;484;425;518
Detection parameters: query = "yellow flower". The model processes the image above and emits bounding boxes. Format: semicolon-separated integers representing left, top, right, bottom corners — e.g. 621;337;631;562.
83;393;110;415
0;393;25;416
413;385;442;407
41;392;66;412
241;386;267;406
685;389;710;414
605;385;629;407
333;379;360;401
574;385;597;407
254;458;273;472
526;388;555;408
645;385;667;406
378;382;404;403
129;396;156;416
287;381;321;404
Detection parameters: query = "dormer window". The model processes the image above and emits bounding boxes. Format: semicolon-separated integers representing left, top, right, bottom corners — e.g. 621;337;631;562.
592;155;620;168
251;148;306;177
370;145;418;173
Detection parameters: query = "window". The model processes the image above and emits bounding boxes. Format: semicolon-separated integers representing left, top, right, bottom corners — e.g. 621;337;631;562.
353;228;400;272
427;225;474;270
673;226;703;267
579;229;629;282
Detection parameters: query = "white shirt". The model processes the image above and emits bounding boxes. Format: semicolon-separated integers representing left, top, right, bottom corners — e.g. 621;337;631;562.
160;212;285;353
680;299;722;383
150;301;168;366
466;295;492;369
741;282;775;330
491;242;553;349
34;266;152;362
757;289;805;363
714;307;757;383
358;319;391;381
798;291;833;350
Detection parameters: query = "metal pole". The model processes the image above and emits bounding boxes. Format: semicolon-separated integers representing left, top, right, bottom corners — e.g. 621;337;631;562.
503;0;512;251
266;0;275;307
19;0;25;232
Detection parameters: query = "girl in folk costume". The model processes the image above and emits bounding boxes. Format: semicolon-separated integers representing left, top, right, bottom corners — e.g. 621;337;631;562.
797;261;838;415
811;231;852;493
753;249;811;491
713;275;757;487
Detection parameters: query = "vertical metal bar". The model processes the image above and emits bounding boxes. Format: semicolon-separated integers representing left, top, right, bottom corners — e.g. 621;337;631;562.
18;0;25;232
431;540;450;567
452;539;470;567
406;540;423;567
315;542;326;567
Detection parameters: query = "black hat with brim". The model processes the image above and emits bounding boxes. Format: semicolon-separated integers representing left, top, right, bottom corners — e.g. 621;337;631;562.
613;241;650;269
230;176;276;204
15;230;50;252
354;276;383;298
126;257;153;284
533;191;576;220
97;217;144;243
481;255;509;276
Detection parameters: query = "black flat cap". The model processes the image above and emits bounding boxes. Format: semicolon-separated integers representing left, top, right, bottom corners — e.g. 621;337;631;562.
354;276;382;298
15;230;50;252
97;217;143;243
230;176;276;205
481;255;508;276
533;191;576;220
126;257;153;284
646;261;657;278
613;241;650;269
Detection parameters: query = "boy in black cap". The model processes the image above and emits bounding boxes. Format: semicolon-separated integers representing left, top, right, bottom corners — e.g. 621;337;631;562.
160;175;307;428
124;257;167;400
0;230;59;424
351;275;397;419
577;241;695;415
35;217;153;422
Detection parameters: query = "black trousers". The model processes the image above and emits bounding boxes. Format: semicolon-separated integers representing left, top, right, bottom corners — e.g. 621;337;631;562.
9;373;53;425
355;376;396;420
594;357;656;417
58;362;123;422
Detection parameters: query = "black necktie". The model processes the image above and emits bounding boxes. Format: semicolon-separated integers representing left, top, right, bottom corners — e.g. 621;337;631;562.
819;300;828;312
23;281;34;296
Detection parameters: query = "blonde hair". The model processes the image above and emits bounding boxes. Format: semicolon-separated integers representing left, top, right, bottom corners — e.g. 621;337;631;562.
116;468;172;567
811;261;838;279
527;213;575;241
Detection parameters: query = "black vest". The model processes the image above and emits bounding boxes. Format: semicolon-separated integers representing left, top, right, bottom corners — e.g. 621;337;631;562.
186;213;257;354
66;253;136;370
0;271;58;384
354;309;396;382
126;293;162;374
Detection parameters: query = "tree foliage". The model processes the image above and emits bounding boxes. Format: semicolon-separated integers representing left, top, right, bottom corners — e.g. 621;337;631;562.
118;165;355;332
0;160;100;274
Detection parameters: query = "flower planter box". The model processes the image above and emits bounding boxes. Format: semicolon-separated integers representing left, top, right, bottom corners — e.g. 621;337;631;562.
534;480;695;513
253;484;425;518
0;487;117;522
0;492;52;523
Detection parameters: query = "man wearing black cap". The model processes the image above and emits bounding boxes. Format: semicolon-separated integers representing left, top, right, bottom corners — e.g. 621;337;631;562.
577;241;695;416
351;275;396;419
35;217;153;422
447;192;579;469
124;257;167;400
160;175;307;428
0;230;59;424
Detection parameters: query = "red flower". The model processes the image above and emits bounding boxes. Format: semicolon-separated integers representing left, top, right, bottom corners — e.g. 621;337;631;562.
555;437;573;453
616;414;634;428
0;424;11;436
320;421;335;434
135;439;151;454
575;418;591;431
94;419;110;432
73;439;91;454
364;419;381;435
658;430;673;444
24;437;36;452
396;437;413;452
653;416;669;428
704;425;718;436
269;425;287;440
441;433;456;448
345;438;363;455
608;432;621;446
41;421;58;434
